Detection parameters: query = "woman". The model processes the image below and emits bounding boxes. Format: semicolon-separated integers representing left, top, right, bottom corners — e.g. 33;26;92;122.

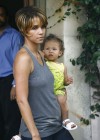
14;6;74;140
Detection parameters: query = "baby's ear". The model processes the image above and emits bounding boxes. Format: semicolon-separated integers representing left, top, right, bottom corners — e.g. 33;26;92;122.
59;51;63;57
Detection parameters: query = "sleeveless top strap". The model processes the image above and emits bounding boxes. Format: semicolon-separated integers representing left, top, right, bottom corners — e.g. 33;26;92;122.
23;45;44;65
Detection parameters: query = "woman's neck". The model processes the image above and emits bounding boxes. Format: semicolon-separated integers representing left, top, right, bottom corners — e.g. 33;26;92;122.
24;38;39;53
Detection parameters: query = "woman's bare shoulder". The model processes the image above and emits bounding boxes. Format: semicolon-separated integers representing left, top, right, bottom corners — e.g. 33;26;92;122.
14;48;33;73
15;48;31;62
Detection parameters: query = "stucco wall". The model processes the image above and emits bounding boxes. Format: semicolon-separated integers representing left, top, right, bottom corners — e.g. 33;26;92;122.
46;0;92;140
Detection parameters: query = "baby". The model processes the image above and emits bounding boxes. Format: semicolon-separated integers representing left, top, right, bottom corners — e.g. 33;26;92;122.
41;34;77;130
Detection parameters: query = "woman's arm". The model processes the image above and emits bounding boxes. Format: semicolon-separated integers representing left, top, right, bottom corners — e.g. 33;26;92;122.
13;50;41;140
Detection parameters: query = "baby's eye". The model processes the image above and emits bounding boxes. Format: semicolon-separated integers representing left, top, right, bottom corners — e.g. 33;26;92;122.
45;48;49;50
53;48;57;50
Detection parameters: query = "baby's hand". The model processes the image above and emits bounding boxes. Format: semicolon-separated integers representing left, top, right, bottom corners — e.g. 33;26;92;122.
66;76;73;85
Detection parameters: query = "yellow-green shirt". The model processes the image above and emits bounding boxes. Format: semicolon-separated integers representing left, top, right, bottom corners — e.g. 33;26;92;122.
46;61;65;95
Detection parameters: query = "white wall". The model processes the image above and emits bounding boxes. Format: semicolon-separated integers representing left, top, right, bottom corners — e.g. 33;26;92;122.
63;13;91;140
46;0;93;140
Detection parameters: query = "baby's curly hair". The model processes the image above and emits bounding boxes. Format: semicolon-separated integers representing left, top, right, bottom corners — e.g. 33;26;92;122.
41;34;65;57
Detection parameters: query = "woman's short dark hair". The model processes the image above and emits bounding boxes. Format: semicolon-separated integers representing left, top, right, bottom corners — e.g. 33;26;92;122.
15;6;48;36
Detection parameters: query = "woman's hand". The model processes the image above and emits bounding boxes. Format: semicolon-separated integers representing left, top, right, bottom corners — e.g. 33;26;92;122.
10;86;16;100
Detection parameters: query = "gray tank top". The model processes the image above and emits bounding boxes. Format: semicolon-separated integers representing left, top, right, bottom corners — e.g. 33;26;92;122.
20;46;62;138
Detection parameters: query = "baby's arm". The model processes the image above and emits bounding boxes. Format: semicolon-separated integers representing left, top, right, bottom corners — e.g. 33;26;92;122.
64;65;73;86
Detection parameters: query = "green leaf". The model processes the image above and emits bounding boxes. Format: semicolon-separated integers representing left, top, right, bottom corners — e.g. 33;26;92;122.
93;51;100;61
85;120;90;125
63;1;68;6
77;8;81;12
95;114;99;117
90;105;95;111
90;114;95;119
80;117;84;121
65;12;70;16
70;59;76;65
95;103;100;112
72;11;76;15
67;8;71;11
57;20;61;23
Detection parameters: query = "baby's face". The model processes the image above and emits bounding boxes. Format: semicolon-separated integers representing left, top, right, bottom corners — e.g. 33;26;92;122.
43;40;62;62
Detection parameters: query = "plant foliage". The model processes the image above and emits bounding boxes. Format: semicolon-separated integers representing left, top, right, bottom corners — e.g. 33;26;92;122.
47;0;100;124
70;0;100;119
